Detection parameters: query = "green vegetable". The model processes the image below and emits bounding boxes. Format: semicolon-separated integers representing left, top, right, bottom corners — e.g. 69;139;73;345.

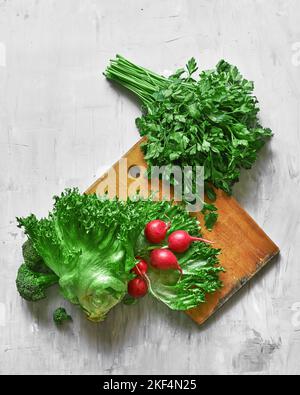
22;239;52;273
204;212;218;231
53;307;72;326
205;184;217;202
201;202;218;231
105;55;272;195
17;188;223;320
201;202;218;213
16;264;58;301
146;243;223;310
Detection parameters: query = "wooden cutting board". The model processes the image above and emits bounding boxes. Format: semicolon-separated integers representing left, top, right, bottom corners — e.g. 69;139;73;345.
86;138;279;325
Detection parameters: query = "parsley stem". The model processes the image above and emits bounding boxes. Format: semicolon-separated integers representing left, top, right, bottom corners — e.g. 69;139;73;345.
105;55;169;105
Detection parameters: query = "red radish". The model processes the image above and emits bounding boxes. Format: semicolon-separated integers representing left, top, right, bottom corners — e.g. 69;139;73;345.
131;258;148;276
144;219;170;244
168;230;213;253
128;277;148;298
150;248;182;274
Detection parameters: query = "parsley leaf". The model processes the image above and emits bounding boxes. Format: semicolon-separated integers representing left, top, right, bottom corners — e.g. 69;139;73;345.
204;212;218;231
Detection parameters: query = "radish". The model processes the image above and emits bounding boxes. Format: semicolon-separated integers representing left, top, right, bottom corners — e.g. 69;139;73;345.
150;248;182;274
144;219;170;244
168;230;213;253
131;258;148;276
127;277;148;298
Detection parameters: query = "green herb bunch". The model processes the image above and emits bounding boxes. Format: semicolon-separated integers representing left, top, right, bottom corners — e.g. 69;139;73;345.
105;55;272;194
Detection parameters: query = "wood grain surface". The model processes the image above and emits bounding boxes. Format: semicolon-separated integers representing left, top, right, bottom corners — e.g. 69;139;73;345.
86;138;280;325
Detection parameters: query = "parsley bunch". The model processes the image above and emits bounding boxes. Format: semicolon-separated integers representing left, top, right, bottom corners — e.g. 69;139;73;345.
105;55;272;194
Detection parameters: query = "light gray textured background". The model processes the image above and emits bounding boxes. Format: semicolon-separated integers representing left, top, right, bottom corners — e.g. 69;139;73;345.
0;0;300;375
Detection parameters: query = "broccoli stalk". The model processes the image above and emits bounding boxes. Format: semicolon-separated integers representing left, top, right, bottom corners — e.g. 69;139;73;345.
53;307;72;325
16;264;58;301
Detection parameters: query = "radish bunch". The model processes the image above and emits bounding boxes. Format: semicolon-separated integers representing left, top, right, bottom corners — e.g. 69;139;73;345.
128;219;213;298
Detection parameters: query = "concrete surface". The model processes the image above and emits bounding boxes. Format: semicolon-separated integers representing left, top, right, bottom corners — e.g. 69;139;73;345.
0;0;300;375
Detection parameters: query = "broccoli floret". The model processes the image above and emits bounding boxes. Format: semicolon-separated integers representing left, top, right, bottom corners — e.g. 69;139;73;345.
16;264;58;302
53;307;72;326
22;239;51;273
